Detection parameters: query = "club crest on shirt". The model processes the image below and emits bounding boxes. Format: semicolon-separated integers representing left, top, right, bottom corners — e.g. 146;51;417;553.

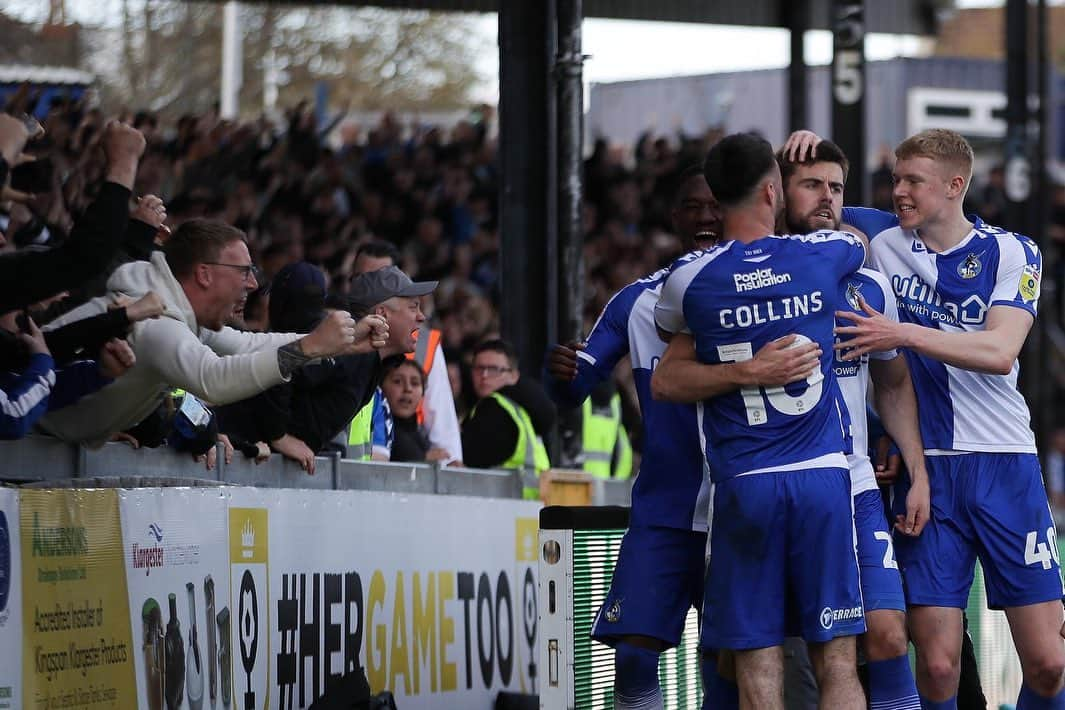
845;282;863;310
958;253;982;279
605;599;622;623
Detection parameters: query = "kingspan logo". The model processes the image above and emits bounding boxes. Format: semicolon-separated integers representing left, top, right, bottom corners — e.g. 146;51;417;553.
733;268;792;292
820;605;863;630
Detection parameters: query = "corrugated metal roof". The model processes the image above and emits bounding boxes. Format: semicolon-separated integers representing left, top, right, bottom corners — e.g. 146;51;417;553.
235;0;947;35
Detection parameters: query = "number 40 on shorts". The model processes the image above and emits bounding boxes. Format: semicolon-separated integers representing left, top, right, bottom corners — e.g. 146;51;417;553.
1024;527;1061;570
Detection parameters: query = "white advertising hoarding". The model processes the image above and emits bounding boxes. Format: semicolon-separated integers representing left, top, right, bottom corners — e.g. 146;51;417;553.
119;488;230;710
225;488;541;710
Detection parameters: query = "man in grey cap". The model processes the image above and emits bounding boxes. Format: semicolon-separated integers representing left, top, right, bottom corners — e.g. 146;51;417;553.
344;266;437;459
352;250;465;466
346;266;437;356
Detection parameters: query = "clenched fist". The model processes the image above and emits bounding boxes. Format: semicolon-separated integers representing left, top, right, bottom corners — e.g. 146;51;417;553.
299;310;360;359
350;314;389;353
98;338;136;378
102;121;145;189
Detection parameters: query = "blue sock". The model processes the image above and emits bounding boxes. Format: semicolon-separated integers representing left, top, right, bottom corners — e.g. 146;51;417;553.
613;642;663;710
920;696;956;710
867;653;921;709
701;653;739;710
1017;683;1065;710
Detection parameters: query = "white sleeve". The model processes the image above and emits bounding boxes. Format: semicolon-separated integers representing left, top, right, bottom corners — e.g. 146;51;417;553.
200;326;300;355
422;344;464;462
653;268;692;335
989;236;1042;317
132;318;289;405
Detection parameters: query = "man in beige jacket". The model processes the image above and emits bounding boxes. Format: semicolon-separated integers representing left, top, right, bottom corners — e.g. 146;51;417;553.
41;219;387;446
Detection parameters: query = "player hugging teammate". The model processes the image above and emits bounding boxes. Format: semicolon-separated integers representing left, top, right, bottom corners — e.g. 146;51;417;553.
555;127;1063;710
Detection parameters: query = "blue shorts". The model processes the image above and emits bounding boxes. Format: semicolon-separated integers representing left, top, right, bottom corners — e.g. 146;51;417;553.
892;453;1065;609
853;488;906;613
591;526;707;647
700;468;865;650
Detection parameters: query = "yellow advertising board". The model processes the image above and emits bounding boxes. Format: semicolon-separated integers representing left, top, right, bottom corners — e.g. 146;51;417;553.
21;489;135;709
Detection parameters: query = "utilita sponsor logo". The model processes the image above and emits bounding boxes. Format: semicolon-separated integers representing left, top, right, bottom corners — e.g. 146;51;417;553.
890;274;989;325
733;268;792;292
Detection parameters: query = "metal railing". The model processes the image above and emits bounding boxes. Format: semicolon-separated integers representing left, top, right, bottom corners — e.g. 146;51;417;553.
0;435;633;506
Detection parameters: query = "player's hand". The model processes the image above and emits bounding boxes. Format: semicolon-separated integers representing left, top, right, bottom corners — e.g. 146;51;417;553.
896;468;930;537
781;130;822;164
746;334;821;386
873;435;901;485
547;341;585;382
834;297;908;360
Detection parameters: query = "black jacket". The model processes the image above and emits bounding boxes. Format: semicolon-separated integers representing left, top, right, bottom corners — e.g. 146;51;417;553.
391;415;431;463
0;308;131;373
461;377;556;469
0;181;131;313
216;352;380;454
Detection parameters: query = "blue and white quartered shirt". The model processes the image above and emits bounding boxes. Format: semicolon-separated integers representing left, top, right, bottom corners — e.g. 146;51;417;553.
843;207;1040;454
548;266;710;531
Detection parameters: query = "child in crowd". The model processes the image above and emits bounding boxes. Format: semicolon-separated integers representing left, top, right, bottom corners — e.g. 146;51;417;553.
379;355;449;463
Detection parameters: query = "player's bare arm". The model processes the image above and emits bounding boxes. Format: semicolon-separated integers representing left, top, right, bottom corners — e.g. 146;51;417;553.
651;332;821;403
836;301;1032;376
869;355;930;536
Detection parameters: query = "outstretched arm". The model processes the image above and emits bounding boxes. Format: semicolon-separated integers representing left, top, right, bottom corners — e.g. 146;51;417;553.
837;302;1031;376
545;289;633;409
651;332;821;402
0;122;146;309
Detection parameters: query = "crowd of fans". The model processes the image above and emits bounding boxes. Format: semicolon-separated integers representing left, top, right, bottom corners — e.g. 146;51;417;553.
0;91;1054;479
